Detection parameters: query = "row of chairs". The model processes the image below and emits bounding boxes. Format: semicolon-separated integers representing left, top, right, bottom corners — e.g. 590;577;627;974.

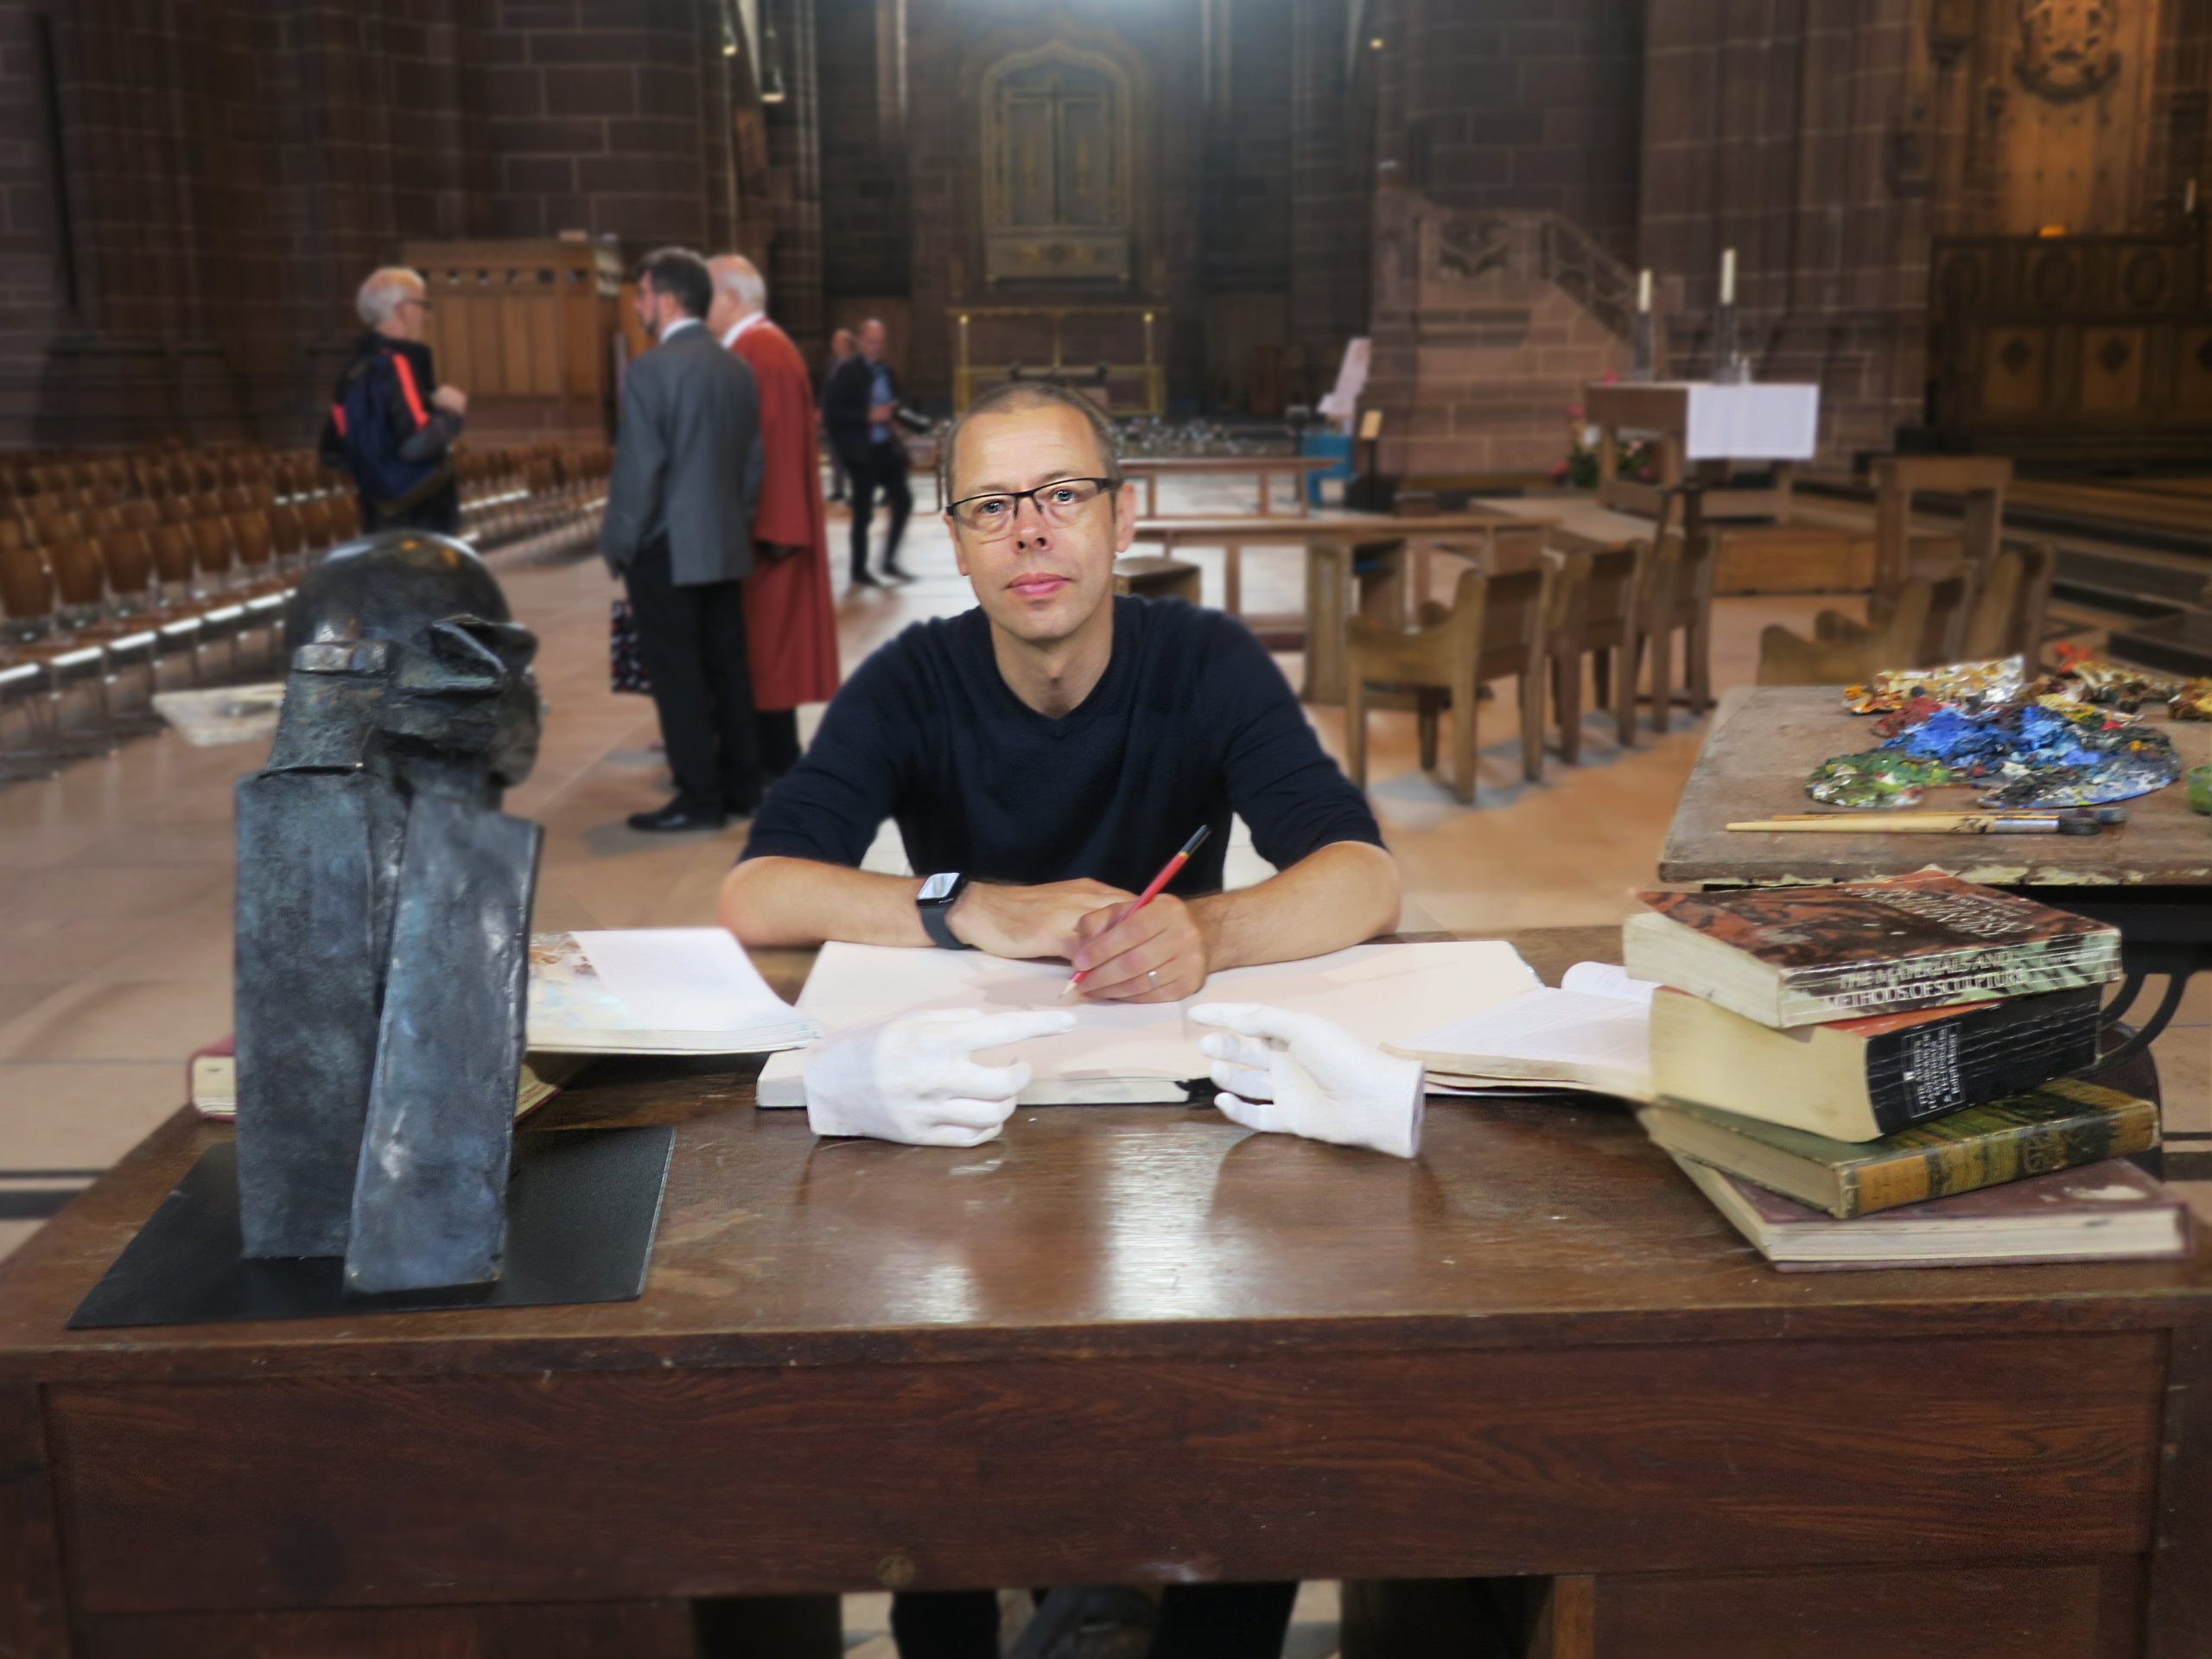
1;438;617;778
1338;530;1714;804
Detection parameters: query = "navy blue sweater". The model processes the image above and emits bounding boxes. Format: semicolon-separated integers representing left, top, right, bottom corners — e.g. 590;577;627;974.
741;596;1383;893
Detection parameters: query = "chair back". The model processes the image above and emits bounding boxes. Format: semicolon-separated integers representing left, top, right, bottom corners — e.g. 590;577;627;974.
266;502;305;558
102;530;157;601
49;538;111;613
148;523;197;590
1960;550;2024;661
232;511;274;572
1919;569;1974;663
1472;554;1557;679
189;516;237;580
1758;581;1936;686
0;544;54;626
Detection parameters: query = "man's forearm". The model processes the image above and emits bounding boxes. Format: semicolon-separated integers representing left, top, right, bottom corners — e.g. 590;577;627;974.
720;855;927;948
1192;840;1401;971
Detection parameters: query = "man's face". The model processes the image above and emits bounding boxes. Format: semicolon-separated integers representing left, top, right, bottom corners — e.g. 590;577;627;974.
947;403;1133;650
833;330;855;357
391;285;429;342
706;278;740;340
633;277;670;340
860;323;887;361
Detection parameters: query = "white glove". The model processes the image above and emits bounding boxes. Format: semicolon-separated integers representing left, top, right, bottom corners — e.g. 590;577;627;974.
803;1007;1077;1147
1192;1002;1426;1160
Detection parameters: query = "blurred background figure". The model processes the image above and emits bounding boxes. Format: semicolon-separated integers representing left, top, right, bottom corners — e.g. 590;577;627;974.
820;327;855;505
709;254;841;782
821;318;914;586
319;266;468;535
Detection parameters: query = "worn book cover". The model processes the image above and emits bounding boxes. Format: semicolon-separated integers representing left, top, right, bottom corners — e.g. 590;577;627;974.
1673;1153;2190;1270
1648;983;2105;1141
1642;1077;2160;1218
1627;868;2120;1028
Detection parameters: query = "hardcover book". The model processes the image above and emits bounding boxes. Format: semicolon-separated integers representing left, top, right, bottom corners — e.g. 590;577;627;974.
1624;868;2120;1029
1642;1077;2160;1218
1647;983;2105;1141
1672;1152;2190;1271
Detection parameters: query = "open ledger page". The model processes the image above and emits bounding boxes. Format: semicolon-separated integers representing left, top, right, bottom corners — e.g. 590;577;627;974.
1387;961;1656;1101
757;939;1541;1107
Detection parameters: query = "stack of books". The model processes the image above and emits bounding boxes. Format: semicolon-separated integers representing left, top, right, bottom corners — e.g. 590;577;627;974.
1624;868;2191;1270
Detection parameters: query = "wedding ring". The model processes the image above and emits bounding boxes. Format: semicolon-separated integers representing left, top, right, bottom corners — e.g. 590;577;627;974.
1147;968;1161;988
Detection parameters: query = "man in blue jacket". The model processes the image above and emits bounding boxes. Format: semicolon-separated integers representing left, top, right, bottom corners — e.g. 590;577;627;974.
320;267;469;535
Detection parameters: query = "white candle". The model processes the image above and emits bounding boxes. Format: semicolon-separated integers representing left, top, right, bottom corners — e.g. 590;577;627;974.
1637;270;1652;314
1720;248;1736;307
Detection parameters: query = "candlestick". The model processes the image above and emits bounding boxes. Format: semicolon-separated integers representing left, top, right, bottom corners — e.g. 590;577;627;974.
1637;269;1652;315
1720;248;1736;307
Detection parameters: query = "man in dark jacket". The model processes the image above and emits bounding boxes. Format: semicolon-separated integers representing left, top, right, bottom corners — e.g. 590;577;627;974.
601;246;768;833
820;318;914;586
319;267;468;535
819;327;854;504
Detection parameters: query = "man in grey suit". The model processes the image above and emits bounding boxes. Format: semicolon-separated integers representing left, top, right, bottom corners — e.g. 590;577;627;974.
602;247;768;833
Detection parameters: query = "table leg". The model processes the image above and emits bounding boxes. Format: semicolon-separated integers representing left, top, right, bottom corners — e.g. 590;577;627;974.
1147;476;1160;518
1224;540;1243;615
1301;543;1349;702
0;1383;69;1659
1597;424;1620;509
1295;474;1311;518
1257;471;1273;517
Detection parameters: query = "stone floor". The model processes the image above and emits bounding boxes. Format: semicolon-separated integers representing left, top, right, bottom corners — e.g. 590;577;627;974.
2;473;2207;1656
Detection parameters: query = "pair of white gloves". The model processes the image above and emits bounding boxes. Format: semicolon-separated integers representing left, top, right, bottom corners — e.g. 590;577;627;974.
803;1004;1425;1159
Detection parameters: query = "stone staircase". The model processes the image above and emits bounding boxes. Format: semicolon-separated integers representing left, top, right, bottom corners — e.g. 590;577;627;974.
1362;189;1635;480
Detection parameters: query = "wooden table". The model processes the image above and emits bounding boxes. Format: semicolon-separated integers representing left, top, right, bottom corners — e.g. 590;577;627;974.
1121;455;1338;519
1131;510;1539;601
3;930;2207;1658
1661;684;2212;1169
1585;381;1818;523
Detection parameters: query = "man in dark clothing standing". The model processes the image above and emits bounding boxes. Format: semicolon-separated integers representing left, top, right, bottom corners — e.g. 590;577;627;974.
320;267;468;535
601;247;768;833
820;317;914;586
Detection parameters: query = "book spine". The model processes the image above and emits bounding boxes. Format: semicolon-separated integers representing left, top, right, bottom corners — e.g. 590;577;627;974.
1859;994;2105;1135
1847;1102;2159;1216
1777;934;2120;1023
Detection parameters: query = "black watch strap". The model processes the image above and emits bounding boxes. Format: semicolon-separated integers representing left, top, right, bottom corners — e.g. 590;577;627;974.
918;874;973;950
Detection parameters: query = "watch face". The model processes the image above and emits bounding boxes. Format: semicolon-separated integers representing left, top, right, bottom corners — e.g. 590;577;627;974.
918;872;961;903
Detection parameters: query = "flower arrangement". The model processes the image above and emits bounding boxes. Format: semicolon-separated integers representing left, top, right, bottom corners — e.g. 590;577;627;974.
1554;400;1657;490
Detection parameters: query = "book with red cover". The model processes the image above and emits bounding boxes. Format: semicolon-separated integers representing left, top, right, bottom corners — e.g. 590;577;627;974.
1625;868;2120;1028
1673;1153;2192;1271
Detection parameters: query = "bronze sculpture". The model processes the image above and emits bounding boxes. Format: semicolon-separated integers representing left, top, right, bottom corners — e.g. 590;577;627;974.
232;530;544;1295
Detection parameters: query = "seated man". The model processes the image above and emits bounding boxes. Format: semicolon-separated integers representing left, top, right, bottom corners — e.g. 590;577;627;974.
717;379;1399;1659
719;379;1399;1001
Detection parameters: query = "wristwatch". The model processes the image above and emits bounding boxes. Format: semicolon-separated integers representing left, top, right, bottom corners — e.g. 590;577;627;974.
917;872;973;950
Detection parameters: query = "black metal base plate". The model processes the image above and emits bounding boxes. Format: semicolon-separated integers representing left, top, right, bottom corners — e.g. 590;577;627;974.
67;1127;673;1330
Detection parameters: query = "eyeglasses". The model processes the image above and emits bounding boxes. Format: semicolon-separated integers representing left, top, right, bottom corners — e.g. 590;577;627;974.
946;477;1118;537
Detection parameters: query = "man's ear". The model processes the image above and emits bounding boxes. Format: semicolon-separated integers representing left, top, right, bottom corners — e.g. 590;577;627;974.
1111;480;1138;554
948;520;970;578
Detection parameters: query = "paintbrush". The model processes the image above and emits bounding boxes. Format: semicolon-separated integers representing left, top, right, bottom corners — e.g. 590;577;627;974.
1727;813;2101;836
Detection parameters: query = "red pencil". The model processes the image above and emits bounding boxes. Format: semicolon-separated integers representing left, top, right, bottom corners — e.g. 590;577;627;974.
1063;823;1213;995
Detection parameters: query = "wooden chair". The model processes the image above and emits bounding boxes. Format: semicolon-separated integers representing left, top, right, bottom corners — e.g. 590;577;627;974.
1758;581;1935;686
49;538;162;714
1872;455;2010;592
1113;556;1204;605
1824;569;1973;665
1960;550;2025;662
1638;530;1718;733
1545;539;1646;760
189;516;238;588
2012;542;2056;670
1343;551;1561;804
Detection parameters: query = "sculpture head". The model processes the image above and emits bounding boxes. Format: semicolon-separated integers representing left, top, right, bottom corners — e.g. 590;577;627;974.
282;531;542;793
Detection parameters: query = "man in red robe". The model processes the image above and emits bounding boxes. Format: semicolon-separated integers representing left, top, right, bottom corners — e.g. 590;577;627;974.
708;255;842;779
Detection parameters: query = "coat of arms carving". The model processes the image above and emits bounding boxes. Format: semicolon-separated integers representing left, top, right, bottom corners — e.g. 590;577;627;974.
2016;0;2122;100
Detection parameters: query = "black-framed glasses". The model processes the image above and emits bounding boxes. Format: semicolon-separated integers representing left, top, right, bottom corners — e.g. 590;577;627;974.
946;477;1118;537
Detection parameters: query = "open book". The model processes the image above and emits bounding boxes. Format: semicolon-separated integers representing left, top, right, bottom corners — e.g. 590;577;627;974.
1383;961;1656;1101
526;929;818;1056
757;940;1543;1107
